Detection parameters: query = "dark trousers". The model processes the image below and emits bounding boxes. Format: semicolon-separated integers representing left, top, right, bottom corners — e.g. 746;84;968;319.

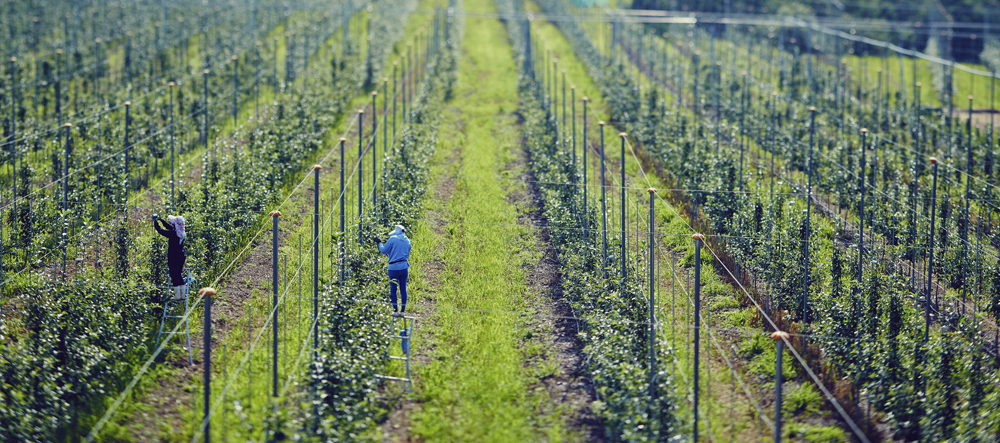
388;268;408;312
169;255;186;286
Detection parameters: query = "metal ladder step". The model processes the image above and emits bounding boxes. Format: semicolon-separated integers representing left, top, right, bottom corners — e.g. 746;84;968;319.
377;314;418;393
375;375;411;382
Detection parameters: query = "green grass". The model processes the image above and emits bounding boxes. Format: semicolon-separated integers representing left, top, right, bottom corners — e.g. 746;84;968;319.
403;1;572;440
842;54;1000;110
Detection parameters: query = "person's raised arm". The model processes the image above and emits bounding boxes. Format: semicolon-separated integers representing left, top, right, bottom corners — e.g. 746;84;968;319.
153;218;173;237
377;236;392;254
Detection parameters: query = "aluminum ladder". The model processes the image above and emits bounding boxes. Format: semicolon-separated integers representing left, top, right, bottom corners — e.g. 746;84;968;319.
376;314;417;393
156;272;194;365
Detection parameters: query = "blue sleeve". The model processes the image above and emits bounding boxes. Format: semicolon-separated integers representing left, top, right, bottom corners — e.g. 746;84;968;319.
378;237;392;255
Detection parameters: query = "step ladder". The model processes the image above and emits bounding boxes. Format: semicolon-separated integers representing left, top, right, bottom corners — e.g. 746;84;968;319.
156;272;194;365
376;314;417;393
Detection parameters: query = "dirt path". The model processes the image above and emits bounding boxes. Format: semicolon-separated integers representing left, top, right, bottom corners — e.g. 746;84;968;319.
124;168;318;441
121;94;379;440
510;127;606;441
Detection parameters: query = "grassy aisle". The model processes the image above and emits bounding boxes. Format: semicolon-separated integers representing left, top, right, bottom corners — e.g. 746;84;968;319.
400;0;573;440
524;6;853;441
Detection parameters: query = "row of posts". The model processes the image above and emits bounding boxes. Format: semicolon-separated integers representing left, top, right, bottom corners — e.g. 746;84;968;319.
185;18;436;438
151;22;948;443
532;19;958;440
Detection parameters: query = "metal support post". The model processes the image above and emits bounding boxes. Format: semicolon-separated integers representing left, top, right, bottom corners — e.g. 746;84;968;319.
203;70;209;154
312;165;321;356
926;158;938;342
600;121;608;270
692;233;704;443
358;110;364;244
583;97;589;238
771;330;790;443
200;287;216;443
620;132;627;285
270;211;281;397
62;123;72;280
169;82;176;208
124;101;131;213
804;107;815;323
858;128;867;283
648;188;656;398
339;138;345;284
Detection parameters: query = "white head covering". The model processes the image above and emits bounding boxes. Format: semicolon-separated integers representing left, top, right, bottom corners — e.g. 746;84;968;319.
387;224;406;238
168;215;187;244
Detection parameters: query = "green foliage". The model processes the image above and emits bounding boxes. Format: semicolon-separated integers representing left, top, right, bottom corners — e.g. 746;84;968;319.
494;3;681;440
0;280;156;441
308;4;459;439
528;0;1000;439
784;422;849;443
783;383;823;417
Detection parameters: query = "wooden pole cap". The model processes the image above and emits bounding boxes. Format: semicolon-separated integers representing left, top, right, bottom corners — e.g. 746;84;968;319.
647;188;656;194
809;106;816;112
393;61;398;66
742;71;748;76
168;82;176;87
198;287;217;297
232;55;238;61
372;91;378;96
203;69;210;75
9;57;16;62
269;211;282;217
56;49;63;54
770;331;790;341
124;101;132;107
571;85;576;90
860;128;868;134
63;123;73;128
599;121;605;126
95;38;102;43
916;82;922;87
691;233;705;241
583;97;589;102
968;95;974;101
929;157;938;164
619;132;627;138
312;164;323;170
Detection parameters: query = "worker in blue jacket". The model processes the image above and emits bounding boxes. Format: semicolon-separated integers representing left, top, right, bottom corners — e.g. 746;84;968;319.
375;225;411;317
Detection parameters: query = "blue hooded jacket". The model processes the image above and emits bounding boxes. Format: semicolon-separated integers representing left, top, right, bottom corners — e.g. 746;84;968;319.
378;226;411;271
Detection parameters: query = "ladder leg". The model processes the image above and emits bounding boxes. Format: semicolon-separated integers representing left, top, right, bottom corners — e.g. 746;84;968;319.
405;318;413;393
184;294;193;365
156;301;167;349
156;286;172;349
